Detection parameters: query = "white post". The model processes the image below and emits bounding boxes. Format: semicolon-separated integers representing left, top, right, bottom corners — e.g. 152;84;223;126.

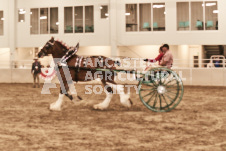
109;0;118;57
8;0;16;82
8;0;16;65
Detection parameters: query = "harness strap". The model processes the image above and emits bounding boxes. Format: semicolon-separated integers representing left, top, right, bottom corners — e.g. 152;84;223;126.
74;56;83;82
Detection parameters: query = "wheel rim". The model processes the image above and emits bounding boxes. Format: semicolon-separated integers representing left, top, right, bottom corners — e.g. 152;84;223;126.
139;67;184;112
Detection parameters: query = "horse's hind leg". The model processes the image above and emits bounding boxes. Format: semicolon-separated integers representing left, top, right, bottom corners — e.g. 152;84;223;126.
111;84;132;108
93;80;113;110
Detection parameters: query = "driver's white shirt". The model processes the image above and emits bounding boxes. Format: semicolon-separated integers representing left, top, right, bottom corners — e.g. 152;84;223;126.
161;50;173;69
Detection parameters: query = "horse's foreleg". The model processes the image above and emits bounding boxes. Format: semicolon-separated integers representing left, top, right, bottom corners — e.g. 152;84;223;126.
50;93;64;111
49;81;70;111
93;81;113;110
66;83;83;102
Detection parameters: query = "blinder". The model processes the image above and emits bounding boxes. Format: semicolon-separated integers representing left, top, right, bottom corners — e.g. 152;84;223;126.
41;41;55;56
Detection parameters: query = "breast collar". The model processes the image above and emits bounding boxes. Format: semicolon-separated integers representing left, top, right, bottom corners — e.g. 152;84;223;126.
57;47;79;67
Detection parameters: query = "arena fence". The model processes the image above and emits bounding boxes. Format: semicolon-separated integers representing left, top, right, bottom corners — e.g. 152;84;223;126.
0;59;225;86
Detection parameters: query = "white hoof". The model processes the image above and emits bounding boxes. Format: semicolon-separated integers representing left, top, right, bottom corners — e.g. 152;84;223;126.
49;102;61;111
120;94;132;108
93;103;108;110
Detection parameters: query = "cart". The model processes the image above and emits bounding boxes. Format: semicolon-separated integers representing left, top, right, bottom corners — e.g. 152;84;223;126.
96;67;184;112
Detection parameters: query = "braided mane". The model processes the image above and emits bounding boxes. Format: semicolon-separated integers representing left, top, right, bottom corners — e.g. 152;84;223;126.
55;40;70;50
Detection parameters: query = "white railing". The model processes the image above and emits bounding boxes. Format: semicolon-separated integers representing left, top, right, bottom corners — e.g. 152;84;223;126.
0;58;226;69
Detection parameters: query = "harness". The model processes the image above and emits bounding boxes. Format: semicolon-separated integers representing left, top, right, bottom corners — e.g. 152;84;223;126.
74;56;83;81
57;46;78;67
54;44;83;82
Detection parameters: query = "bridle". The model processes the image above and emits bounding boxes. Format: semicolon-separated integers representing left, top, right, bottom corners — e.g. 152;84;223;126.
41;40;71;57
41;41;55;56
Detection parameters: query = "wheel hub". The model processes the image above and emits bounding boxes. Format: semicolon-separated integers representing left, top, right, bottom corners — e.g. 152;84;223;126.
157;85;166;94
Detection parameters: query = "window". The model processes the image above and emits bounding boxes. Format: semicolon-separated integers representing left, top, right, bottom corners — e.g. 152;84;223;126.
100;5;108;19
0;11;3;35
18;9;25;22
64;6;94;34
40;8;48;34
177;2;189;31
30;8;58;35
74;6;83;33
64;7;73;33
139;3;151;31
153;3;165;31
126;3;165;32
126;4;137;32
191;2;204;30
85;6;94;33
30;8;39;34
177;1;218;31
50;8;58;33
205;1;218;30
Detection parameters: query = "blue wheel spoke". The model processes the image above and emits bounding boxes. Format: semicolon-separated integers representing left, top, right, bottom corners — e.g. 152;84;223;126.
164;78;177;86
158;94;162;109
146;91;156;104
142;90;156;98
166;90;177;94
140;88;157;91
142;81;156;87
161;94;170;109
166;83;178;88
165;93;174;101
153;93;158;108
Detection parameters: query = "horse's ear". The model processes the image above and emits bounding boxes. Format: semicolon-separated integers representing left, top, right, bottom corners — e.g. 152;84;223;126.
76;42;79;49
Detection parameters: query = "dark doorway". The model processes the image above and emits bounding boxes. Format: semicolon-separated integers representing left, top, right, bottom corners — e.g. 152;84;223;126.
194;56;199;68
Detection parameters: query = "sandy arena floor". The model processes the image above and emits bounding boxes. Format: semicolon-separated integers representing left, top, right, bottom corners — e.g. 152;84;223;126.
0;83;226;150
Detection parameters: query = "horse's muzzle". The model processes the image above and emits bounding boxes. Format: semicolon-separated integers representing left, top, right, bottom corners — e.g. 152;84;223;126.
38;51;45;58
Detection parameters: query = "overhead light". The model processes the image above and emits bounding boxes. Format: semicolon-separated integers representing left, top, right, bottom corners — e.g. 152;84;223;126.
30;12;32;15
206;3;216;6
202;3;216;7
19;9;24;12
164;11;166;14
20;20;24;22
56;22;59;25
19;11;26;14
40;16;47;20
153;5;165;8
125;13;130;16
1;18;4;21
105;13;109;16
213;10;219;13
100;6;103;9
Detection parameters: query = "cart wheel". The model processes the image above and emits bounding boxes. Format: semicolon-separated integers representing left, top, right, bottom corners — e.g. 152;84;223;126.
138;67;184;112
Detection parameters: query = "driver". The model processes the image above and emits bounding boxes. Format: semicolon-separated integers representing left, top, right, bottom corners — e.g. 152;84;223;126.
160;44;173;69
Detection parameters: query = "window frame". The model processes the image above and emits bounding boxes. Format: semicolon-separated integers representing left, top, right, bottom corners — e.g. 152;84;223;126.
176;1;219;32
125;3;166;33
18;8;26;23
100;5;109;19
64;5;95;34
30;7;59;35
0;10;4;36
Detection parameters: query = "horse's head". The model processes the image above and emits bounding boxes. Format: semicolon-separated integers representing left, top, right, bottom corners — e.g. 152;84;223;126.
38;37;55;58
